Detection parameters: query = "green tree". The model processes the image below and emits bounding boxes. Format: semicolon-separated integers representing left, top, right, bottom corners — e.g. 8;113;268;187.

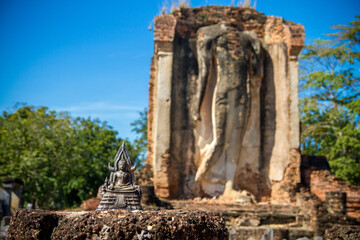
0;104;138;209
130;108;148;166
300;17;360;185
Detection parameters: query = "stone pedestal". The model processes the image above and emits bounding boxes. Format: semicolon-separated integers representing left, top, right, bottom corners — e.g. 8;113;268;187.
7;209;228;240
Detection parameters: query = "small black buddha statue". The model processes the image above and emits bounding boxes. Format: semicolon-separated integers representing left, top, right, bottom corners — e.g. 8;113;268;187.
97;142;142;210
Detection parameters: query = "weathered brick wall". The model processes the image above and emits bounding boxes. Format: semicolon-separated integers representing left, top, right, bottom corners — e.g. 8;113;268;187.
148;6;304;201
300;155;330;188
152;6;305;60
171;7;304;57
146;57;156;167
154;15;176;42
271;149;301;204
310;170;360;218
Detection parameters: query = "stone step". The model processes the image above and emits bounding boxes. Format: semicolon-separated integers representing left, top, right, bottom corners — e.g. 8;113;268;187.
228;226;314;240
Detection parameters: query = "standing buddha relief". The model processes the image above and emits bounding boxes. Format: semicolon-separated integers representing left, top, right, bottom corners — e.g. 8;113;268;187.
192;23;264;197
148;7;304;202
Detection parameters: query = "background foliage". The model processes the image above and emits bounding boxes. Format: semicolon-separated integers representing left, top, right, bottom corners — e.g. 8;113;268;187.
300;16;360;185
130;108;148;166
0;104;143;209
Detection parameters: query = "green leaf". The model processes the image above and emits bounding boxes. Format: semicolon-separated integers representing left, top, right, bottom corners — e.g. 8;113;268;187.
300;16;360;185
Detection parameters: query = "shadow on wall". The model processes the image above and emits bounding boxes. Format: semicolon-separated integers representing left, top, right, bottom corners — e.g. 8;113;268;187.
258;49;275;200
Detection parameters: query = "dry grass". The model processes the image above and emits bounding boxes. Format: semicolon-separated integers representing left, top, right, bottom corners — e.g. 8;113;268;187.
238;0;256;9
178;0;191;8
160;0;191;15
160;0;257;15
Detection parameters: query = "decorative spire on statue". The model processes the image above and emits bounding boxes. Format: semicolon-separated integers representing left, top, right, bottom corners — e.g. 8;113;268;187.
108;142;137;189
97;142;142;211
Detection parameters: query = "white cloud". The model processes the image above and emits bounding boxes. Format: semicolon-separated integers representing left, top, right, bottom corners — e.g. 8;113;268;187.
55;102;142;113
52;102;144;140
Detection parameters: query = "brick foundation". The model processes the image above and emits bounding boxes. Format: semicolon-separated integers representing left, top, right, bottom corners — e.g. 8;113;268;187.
310;170;360;218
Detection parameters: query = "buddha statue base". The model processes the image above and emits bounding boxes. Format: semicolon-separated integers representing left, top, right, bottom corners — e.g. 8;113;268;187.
97;185;142;211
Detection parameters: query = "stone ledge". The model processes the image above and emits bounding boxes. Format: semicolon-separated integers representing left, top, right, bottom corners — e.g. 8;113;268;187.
7;209;228;240
324;224;360;239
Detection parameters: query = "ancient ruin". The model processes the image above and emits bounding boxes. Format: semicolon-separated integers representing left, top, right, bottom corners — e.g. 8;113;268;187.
4;6;360;240
97;142;142;211
143;7;360;238
147;6;304;203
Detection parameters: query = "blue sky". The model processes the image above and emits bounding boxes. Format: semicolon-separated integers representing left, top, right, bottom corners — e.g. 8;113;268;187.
0;0;359;140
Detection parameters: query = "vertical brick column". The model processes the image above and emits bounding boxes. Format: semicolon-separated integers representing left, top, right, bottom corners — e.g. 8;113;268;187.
151;15;177;198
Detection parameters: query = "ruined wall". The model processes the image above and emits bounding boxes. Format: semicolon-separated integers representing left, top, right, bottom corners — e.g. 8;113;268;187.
147;6;305;203
310;170;360;218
